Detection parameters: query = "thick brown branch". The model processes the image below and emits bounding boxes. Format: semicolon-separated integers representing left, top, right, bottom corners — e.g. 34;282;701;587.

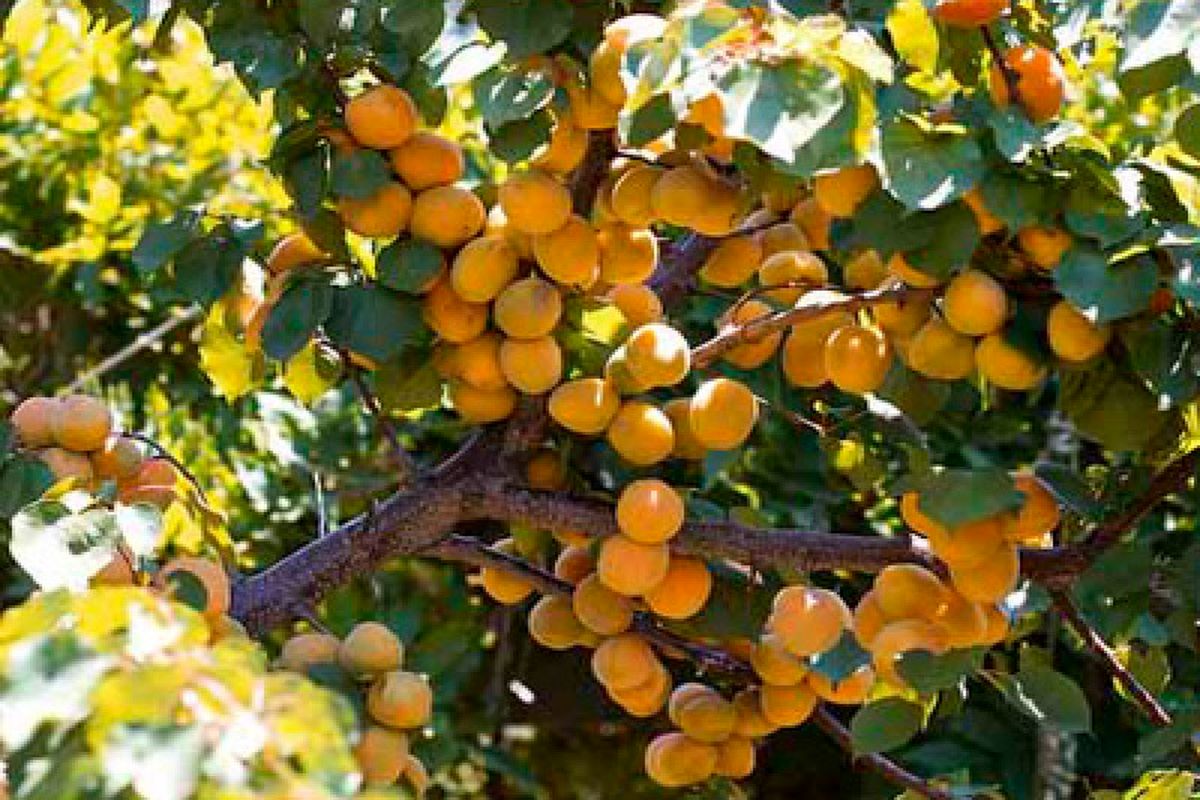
1049;590;1173;727
648;233;718;309
570;131;618;215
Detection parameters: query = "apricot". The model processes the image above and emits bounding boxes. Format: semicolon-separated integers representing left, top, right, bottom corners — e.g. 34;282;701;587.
10;396;60;447
278;632;341;672
117;457;177;508
266;232;325;274
825;324;893;394
700;235;762;288
90;436;144;482
1018;226;1072;270
731;688;777;738
852;590;889;649
499;336;563;395
782;310;852;389
450;333;505;391
553;545;594;585
714;736;755;779
932;516;1007;569
643;556;712;620
645;731;719;788
686;93;726;138
616;479;684;544
932;0;1009;26
486;204;535;259
450;236;519;303
610;165;664;227
567;83;620;130
345;84;418;149
340;621;404;677
901;492;948;539
689;377;758;451
532;111;588;174
989;46;1066;124
809;665;875;705
1047;300;1110;362
888;253;943;288
907;317;976;381
354;725;409;785
758;250;828;304
367;670;433;728
870;619;951;687
934;591;989;649
624;323;690;389
944;270;1008;336
813;164;879;218
651;166;739;235
422;278;488;344
400;753;429;797
36;447;92;484
608;284;663;327
499;169;572;236
609;662;671;717
721;300;783;370
481;538;535;604
388;132;464;191
663;398;708;460
790;198;832;251
674;688;737;744
448;381;517;423
603;346;650;395
493;276;562;339
844;249;888;290
597;535;670;596
760;682;818;728
606;401;675;466
758;222;811;258
156;556;230;619
533;215;600;287
1007;473;1060;544
980;603;1011;645
92;550;135;587
592;633;660;690
548;378;620;435
524;450;566;490
750;634;809;686
573;573;634;635
409;185;486;248
338;182;412;239
597;223;658;285
767;585;852;656
873;564;947;620
51;394;112;452
950;542;1020;603
528;595;586;650
874;282;933;337
964;188;1005;235
976;334;1046;391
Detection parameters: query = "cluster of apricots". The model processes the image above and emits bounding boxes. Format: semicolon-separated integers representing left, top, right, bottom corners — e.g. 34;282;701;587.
278;622;431;795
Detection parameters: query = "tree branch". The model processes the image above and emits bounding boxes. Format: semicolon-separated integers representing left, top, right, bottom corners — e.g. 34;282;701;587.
1049;590;1173;727
648;233;718;309
570;131;618;215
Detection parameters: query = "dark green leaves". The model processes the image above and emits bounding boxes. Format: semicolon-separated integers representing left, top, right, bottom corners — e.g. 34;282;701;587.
881;116;983;210
808;632;872;683
620;94;677;148
1055;248;1157;324
324;285;426;363
329;149;392;200
719;61;845;163
471;0;574;59
849;698;925;755
1175;105;1200;158
914;469;1023;527
1118;0;1200;100
375;357;442;412
487;112;553;163
897;648;986;694
262;280;335;361
472;66;555;129
0;455;53;519
841;193;978;280
172;223;259;306
132;210;203;274
997;664;1092;733
377;239;444;294
380;0;444;56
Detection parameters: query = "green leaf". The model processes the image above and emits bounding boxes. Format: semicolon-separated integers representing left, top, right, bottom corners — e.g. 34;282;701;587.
1124;320;1200;407
376;356;444;412
979;171;1052;230
849;698;925;755
0;455;54;519
199;307;261;401
285;147;328;219
1065;181;1148;247
472;66;555;129
901;201;980;280
261;280;335;361
1119;1;1200;99
1033;463;1103;520
882;116;984;210
162;569;209;615
11;502;121;590
1175;104;1200;158
377;238;444;294
808;631;872;683
471;0;574;59
718;61;845;163
380;0;444;55
487;111;553;163
208;23;302;96
999;664;1092;733
324;285;426;363
329;149;393;200
301;208;351;261
896;648;986;694
1055;248;1157;324
132;211;202;274
915;468;1023;527
172;231;246;306
619;93;677;148
877;364;952;426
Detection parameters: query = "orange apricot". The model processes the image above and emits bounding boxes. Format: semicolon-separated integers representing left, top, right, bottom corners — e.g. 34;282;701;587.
643;556;712;620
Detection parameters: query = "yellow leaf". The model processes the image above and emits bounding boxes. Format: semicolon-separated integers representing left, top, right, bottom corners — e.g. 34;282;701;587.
581;304;627;344
283;342;338;405
887;0;938;75
199;306;259;401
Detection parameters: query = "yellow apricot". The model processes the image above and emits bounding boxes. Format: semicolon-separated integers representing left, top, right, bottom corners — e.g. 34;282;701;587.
782;309;852;389
573;573;634;635
934;590;989;649
808;665;875;705
10;396;61;448
685;93;726;138
548;378;620;435
700;235;762;288
493;276;562;339
964;187;1005;235
873;564;947;620
450;236;519;303
844;249;888;290
675;689;737;743
758;222;811;258
931;516;1007;570
813;165;879;218
606;401;675;466
597;223;658;285
499;336;563;395
338;182;412;239
389;132;463;191
354;725;409;786
609;661;671;717
597;535;670;596
1018;226;1072;270
52;394;112;452
616;479;684;543
266;232;325;274
651;166;730;233
760;682;818;728
532;111;588;174
825;324;893;394
980;603;1011;645
907;317;976;380
592;633;660;690
1007;473;1060;544
448;381;517;423
603;346;651;395
750;634;809;686
553;545;594;585
874;282;933;337
758;250;828;304
345;85;418;148
645;731;719;788
486;204;534;260
853;590;890;649
90;436;144;482
976;334;1046;391
453;333;507;391
481;537;535;604
790;198;832;251
950;542;1020;603
713;736;755;779
887;253;943;288
900;492;948;539
720;300;783;370
528;595;586;650
499;169;573;235
610;165;664;227
1047;300;1110;362
871;619;951;687
409;185;486;248
624;323;690;388
422;278;489;344
278;632;341;672
767;585;851;657
567;83;620;130
340;621;404;677
608;284;663;327
731;688;777;738
689;377;759;451
367;670;433;728
944;270;1008;336
533;215;600;288
663;398;708;460
116;457;175;507
643;556;712;620
156;556;230;620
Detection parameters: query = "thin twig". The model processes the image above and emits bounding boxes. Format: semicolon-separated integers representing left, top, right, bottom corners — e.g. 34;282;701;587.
62;306;202;394
1049;590;1173;727
340;351;417;486
118;431;210;503
980;27;1021;110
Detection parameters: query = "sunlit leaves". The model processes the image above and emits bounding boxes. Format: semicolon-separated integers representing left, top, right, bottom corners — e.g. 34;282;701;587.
471;0;574;59
473;65;555;128
10;500;120;590
887;0;938;75
882;115;984;209
849;698;925;755
1118;0;1200;100
199;305;261;402
1055;248;1157;324
719;61;845;163
996;663;1092;733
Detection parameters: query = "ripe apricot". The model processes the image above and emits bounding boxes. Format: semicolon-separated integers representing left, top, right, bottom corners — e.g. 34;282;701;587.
367;669;433;728
782;306;853;389
873;564;947;620
156;556;230;620
888;253;943;288
548;378;620;435
700;235;762;288
422;278;489;344
481;537;535;604
266;232;325;274
731;688;777;738
609;661;671;717
610;165;664;227
354;725;409;785
528;595;586;650
651;166;738;235
689;377;758;451
606;401;675;466
389;132;464;191
340;621;404;677
932;516;1007;569
760;682;818;728
964;188;1005;235
532;111;588;174
553;545;594;585
533;215;600;288
345;84;418;149
409;185;486;248
338;182;412;239
976;334;1046;391
767;585;851;657
989;45;1066;124
934;591;989;649
686;93;726;138
813;164;879;218
603;346;651;395
932;0;1009;26
597;223;658;285
980;603;1011;645
117;457;177;508
450;236;519;303
674;688;737;743
452;333;507;391
493;276;562;339
616;479;684;544
90;436;144;482
874;282;933;337
499;336;563;395
906;317;976;381
900;492;947;539
499;169;572;235
624;323;690;389
485;204;534;260
1018;226;1072;270
720;300;782;370
643;556;712;620
51;394;112;452
758;222;810;259
751;634;809;686
870;619;951;687
944;270;1008;336
663;398;708;460
597;535;670;596
448;381;517;423
790;198;832;251
808;665;875;705
278;632;341;672
852;590;889;649
1007;473;1060;544
714;736;755;779
1047;300;1110;362
645;731;719;788
573;573;634;635
567;83;620;130
825;324;893;394
950;542;1019;603
758;250;828;304
608;284;663;327
844;249;888;290
11;396;61;448
592;633;660;690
